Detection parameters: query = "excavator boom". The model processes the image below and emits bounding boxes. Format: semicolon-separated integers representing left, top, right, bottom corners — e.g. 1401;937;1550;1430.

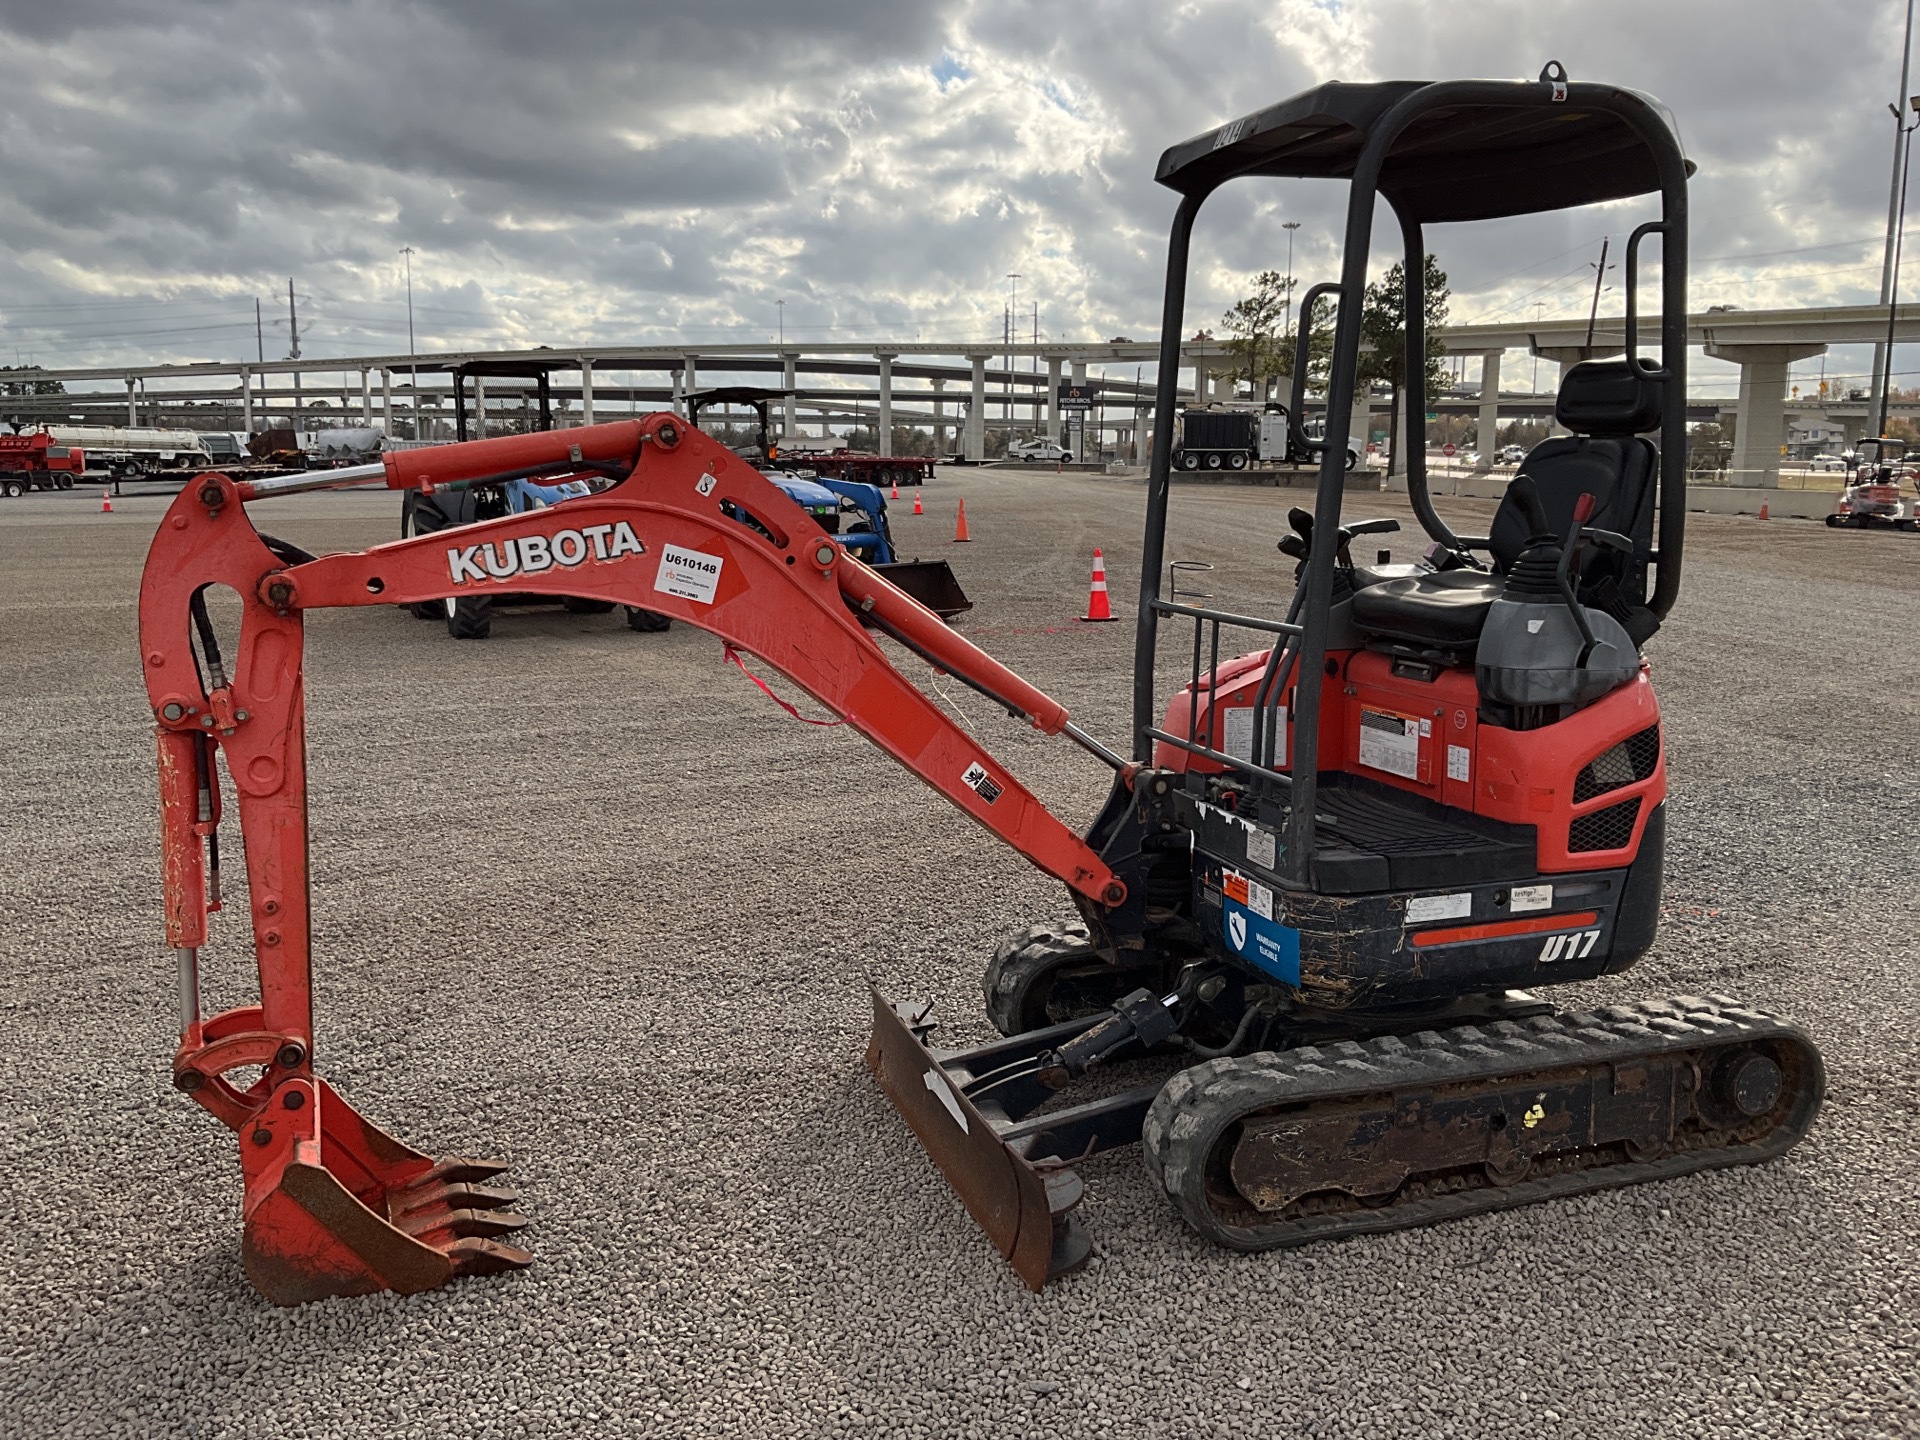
141;414;1123;1303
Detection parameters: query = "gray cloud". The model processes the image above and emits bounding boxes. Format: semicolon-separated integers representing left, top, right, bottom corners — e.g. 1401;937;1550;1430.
0;0;1908;396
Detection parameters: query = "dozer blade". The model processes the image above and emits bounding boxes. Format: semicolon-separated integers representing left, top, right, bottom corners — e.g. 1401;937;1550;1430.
870;560;973;620
238;1078;532;1306
866;986;1090;1290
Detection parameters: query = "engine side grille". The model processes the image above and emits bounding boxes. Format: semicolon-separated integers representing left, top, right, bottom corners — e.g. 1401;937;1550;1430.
1569;797;1643;853
1573;724;1662;804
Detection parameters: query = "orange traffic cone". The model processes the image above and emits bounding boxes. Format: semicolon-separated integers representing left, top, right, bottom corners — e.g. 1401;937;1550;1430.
891;482;899;500
100;489;113;514
1081;549;1115;621
953;498;971;542
1758;502;1770;521
912;491;923;515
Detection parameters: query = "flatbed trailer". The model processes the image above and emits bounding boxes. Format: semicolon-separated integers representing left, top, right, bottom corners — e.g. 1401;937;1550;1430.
788;452;936;487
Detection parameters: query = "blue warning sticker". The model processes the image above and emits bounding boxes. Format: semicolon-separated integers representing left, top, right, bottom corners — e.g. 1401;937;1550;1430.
1222;897;1301;985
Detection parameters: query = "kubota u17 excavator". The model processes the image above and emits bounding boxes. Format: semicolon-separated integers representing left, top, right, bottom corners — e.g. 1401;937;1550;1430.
142;66;1822;1306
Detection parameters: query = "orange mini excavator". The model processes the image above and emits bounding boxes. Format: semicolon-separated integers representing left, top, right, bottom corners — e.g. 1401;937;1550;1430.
142;66;1821;1304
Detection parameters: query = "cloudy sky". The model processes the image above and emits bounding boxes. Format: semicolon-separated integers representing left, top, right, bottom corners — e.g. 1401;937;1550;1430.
0;0;1911;395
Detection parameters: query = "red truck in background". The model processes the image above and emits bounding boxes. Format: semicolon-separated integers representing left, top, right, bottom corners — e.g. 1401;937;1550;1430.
0;431;86;497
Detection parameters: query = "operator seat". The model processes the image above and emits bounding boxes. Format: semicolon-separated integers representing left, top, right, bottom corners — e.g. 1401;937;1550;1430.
1349;360;1663;653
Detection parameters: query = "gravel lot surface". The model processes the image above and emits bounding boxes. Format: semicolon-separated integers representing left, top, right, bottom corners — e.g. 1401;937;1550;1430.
1;469;1914;1438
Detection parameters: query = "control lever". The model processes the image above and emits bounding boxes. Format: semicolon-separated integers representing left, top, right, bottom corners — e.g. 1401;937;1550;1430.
1335;516;1398;568
1555;492;1603;664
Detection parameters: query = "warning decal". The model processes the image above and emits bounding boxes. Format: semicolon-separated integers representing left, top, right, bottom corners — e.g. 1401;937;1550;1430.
961;761;1003;804
1358;709;1420;780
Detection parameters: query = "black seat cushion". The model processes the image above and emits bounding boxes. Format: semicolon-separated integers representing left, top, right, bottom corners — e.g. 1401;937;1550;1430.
1347;358;1664;652
1349;569;1504;648
1487;435;1656;600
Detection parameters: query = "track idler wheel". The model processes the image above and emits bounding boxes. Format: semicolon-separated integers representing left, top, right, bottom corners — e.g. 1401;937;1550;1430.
983;921;1143;1036
235;1076;532;1305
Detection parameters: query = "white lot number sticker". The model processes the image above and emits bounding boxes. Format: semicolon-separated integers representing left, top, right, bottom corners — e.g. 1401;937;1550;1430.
1221;706;1286;766
1357;709;1420;780
1447;744;1471;783
1406;892;1472;924
1510;884;1553;914
654;543;725;604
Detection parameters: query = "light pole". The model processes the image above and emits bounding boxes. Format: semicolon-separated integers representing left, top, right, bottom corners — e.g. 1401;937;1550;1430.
1005;273;1021;430
1877;94;1920;439
1873;0;1918;426
777;299;784;346
400;246;418;438
1531;301;1546;392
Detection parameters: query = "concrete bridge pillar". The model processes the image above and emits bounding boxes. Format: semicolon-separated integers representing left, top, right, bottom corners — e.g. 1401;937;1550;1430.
930;378;946;453
1705;341;1827;488
579;357;594;426
1477;351;1501;469
1069;361;1088;458
473;376;486;439
1045;355;1063;441
360;369;372;424
967;354;988;460
781;353;798;439
380;368;392;435
126;377;137;426
241;368;254;433
875;353;895;456
1349;396;1374;467
681;355;699;416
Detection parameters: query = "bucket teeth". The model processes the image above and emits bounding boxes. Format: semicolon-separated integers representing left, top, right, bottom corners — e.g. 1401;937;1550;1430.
387;1160;530;1248
396;1205;533;1241
446;1236;536;1277
408;1155;513;1186
393;1179;521;1216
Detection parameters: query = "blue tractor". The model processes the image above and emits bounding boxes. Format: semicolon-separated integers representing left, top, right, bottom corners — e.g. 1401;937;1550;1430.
686;387;971;619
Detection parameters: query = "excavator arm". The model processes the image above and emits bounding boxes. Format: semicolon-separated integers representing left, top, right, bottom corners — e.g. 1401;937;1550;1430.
139;413;1127;1304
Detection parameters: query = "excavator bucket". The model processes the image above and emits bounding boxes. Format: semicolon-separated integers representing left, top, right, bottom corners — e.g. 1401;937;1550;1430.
237;1077;531;1305
865;987;1095;1289
871;560;973;620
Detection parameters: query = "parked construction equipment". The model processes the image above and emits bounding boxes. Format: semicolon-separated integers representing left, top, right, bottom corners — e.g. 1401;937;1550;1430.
0;430;85;496
139;67;1821;1307
1827;436;1917;529
689;387;969;617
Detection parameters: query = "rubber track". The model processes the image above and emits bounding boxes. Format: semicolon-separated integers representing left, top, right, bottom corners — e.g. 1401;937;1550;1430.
1140;994;1824;1251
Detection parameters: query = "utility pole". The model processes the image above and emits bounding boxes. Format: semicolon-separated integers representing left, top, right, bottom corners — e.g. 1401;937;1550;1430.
287;278;303;437
1282;220;1302;403
400;247;417;438
1874;0;1918;427
1584;237;1612;352
255;299;264;363
776;298;784;346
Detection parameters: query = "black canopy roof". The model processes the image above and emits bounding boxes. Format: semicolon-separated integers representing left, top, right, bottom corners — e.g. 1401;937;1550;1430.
686;386;793;406
1155;77;1689;223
